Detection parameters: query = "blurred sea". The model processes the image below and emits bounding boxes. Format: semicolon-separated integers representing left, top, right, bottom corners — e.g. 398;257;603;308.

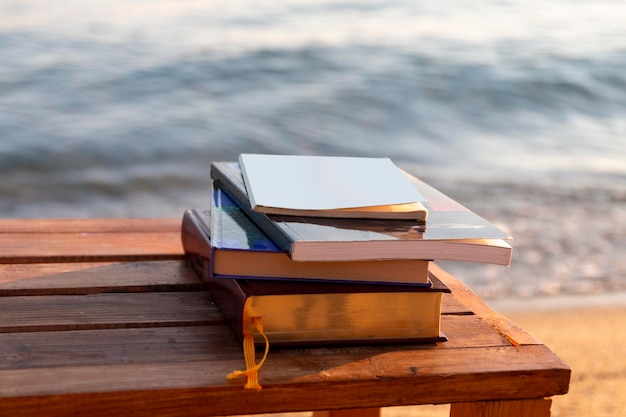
1;0;625;300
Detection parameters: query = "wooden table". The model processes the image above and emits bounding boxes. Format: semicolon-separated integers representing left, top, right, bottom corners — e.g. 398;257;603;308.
0;219;570;417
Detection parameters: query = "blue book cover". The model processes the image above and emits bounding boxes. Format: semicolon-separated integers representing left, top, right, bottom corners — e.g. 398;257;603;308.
184;190;431;285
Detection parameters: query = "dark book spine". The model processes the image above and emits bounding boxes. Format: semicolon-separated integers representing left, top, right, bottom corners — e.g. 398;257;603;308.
189;256;247;343
210;163;296;256
180;209;212;259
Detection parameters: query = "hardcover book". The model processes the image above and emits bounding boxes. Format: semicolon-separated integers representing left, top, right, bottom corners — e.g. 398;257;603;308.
238;154;428;221
188;255;449;346
181;201;430;285
210;161;512;265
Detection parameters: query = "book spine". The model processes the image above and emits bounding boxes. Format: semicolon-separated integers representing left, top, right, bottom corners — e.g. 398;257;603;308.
188;257;247;343
211;162;297;256
181;209;220;278
180;209;212;259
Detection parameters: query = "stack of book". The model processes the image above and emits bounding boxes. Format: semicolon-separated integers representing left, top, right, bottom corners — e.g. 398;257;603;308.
181;154;512;388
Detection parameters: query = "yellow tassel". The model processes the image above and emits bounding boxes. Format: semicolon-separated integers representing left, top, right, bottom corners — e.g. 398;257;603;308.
227;317;270;390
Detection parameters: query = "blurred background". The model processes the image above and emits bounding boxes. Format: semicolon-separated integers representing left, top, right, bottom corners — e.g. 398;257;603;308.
1;0;625;301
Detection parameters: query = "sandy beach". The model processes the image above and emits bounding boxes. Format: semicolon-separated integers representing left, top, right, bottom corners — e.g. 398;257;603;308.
236;293;626;417
484;295;626;417
386;293;626;417
387;293;626;417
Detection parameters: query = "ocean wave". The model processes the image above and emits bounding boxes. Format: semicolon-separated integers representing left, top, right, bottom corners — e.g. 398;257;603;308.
1;0;626;299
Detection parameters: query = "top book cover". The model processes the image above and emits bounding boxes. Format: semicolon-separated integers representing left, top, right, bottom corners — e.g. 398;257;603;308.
238;154;428;221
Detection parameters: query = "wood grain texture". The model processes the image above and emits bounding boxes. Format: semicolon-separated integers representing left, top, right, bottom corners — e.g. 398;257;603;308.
0;218;185;263
0;292;221;332
441;292;472;315
0;326;240;370
450;398;552;417
0;232;185;263
0;218;182;233
0;315;507;371
0;345;569;417
0;219;571;417
312;409;381;417
0;261;202;295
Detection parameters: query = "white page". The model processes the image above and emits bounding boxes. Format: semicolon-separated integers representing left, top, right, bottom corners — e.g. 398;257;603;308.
239;154;425;211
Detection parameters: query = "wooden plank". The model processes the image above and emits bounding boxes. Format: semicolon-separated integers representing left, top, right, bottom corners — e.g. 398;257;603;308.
431;263;544;346
0;326;241;370
0;218;181;234
0;261;203;296
0;315;508;371
439;315;509;348
312;409;381;417
450;398;552;417
0;262;470;316
0;345;571;417
0;232;184;263
267;344;569;388
0;292;222;333
0;220;571;417
0;217;185;263
441;292;472;315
